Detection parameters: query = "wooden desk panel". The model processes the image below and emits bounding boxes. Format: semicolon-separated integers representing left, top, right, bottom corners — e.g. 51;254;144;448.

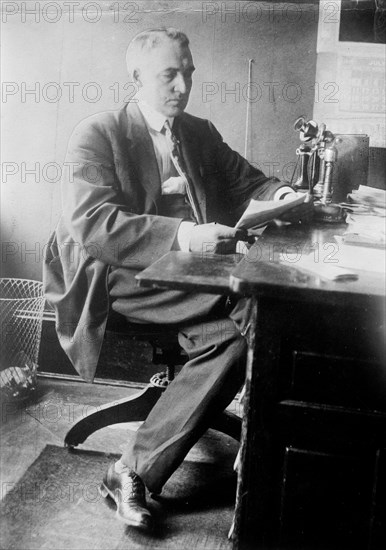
232;296;385;550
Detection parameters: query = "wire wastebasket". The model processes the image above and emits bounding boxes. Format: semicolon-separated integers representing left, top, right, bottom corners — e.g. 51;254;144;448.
0;278;45;400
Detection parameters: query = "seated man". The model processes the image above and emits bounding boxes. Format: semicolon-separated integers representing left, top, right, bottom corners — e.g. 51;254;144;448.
43;27;311;530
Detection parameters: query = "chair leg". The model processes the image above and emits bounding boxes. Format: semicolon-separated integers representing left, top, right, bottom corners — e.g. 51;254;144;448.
64;385;163;448
64;381;242;448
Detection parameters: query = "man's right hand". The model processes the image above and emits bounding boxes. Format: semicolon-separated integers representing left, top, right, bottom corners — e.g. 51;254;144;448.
189;223;247;255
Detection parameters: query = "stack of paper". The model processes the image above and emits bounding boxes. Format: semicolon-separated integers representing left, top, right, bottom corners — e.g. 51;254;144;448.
342;185;385;248
344;214;385;247
347;185;386;209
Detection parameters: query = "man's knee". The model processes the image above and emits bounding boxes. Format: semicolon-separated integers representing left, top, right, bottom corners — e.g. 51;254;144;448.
200;318;240;346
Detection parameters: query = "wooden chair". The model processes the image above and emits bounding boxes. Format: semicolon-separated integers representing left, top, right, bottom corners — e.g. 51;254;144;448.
64;313;242;448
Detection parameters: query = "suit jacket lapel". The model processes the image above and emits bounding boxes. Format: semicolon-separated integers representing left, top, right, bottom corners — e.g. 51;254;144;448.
176;116;207;223
125;103;161;210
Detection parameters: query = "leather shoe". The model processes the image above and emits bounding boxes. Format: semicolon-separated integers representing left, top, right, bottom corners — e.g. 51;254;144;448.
99;463;152;529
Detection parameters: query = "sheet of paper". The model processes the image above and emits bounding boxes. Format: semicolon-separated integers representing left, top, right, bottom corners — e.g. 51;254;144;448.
334;236;386;274
235;193;307;230
279;252;359;282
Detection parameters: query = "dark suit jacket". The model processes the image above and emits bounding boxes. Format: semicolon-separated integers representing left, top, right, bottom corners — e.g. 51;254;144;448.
43;102;286;381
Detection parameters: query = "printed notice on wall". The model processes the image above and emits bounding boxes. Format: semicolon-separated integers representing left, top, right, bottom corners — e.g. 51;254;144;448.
313;54;386;147
339;56;385;114
314;1;386;148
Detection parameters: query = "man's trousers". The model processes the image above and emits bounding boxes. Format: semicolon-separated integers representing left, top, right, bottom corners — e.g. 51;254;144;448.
108;268;251;494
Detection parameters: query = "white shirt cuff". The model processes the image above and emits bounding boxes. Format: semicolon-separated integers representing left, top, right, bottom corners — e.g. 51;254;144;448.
176;221;196;252
273;186;296;201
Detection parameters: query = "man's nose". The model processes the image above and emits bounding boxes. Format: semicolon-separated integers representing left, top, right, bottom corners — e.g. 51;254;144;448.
173;73;187;94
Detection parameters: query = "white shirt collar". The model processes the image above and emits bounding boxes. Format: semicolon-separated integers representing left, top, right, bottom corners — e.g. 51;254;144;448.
137;99;174;133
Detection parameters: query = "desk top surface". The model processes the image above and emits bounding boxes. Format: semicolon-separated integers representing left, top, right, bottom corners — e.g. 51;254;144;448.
136;223;385;307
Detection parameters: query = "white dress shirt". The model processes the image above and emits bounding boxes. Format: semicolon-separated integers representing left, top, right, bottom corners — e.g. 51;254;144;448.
137;100;187;195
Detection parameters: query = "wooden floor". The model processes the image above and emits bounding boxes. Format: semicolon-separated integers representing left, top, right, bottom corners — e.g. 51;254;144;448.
1;378;141;496
0;376;241;549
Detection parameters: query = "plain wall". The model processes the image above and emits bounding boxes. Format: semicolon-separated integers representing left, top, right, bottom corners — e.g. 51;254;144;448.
1;1;319;280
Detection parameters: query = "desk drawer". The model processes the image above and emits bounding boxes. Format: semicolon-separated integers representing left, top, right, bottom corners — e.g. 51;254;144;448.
288;351;386;413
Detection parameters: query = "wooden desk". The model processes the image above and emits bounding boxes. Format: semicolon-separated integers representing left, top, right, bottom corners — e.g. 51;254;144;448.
136;223;386;550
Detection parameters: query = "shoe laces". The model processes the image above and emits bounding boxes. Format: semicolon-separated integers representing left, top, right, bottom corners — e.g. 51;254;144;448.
127;471;145;500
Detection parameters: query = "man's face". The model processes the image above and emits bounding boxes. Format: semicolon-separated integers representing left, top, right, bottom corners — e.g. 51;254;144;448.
135;39;195;117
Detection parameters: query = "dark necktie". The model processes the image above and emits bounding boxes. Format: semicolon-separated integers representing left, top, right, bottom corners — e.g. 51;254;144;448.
163;120;200;223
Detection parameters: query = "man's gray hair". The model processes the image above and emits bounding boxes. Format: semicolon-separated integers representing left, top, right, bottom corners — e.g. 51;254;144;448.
126;28;190;78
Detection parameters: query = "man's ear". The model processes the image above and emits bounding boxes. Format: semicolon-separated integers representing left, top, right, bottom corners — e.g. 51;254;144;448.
133;69;142;87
